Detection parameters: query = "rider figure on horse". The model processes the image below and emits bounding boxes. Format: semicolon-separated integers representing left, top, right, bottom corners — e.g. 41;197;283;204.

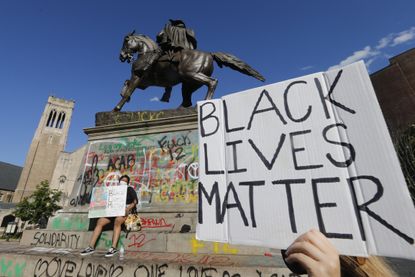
157;19;197;52
126;19;197;102
132;19;197;78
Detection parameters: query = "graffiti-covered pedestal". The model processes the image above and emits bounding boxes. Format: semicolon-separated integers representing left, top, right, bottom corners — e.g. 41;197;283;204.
59;108;200;232
78;108;199;212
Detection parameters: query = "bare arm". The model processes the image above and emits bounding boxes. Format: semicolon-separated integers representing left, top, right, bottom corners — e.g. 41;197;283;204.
125;199;137;214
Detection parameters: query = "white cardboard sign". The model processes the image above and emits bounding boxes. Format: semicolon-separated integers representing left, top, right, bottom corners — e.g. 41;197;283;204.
196;61;415;260
88;185;127;218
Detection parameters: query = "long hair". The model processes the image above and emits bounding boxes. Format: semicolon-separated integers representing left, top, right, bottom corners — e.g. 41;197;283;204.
340;256;396;277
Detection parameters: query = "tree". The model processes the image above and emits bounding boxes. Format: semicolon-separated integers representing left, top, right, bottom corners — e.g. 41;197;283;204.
13;180;62;224
395;124;415;204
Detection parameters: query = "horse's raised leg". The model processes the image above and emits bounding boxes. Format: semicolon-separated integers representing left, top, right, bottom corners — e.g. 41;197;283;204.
113;75;141;111
183;72;218;102
180;82;203;107
160;87;172;102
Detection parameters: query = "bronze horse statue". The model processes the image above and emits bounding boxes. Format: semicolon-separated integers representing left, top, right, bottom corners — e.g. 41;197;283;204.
114;32;265;111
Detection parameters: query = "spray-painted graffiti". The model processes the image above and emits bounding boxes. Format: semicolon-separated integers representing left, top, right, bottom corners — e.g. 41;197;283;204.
50;215;89;231
32;255;297;277
141;217;173;229
31;231;81;249
96;232;125;249
127;233;158;249
0;257;26;277
34;257;123;277
191;236;239;255
69;130;199;207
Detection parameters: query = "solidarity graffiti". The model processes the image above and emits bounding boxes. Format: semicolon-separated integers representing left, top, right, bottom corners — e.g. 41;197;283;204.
69;130;199;207
31;232;81;249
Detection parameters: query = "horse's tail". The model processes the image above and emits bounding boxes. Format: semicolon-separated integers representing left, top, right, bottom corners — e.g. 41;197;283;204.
211;52;265;82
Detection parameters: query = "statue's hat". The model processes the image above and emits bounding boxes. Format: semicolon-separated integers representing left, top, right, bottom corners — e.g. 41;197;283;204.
169;19;186;28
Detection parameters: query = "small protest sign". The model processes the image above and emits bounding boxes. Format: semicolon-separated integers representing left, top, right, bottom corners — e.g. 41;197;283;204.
196;61;415;260
88;185;127;218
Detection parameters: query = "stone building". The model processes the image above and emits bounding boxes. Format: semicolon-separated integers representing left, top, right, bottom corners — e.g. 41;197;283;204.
0;161;22;228
370;48;415;135
0;161;22;204
49;145;87;206
12;96;75;203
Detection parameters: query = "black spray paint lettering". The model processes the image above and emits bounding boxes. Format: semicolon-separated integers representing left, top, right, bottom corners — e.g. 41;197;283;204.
256;269;301;277
31;232;80;248
134;263;168;277
179;266;242;277
157;134;191;161
33;257;123;277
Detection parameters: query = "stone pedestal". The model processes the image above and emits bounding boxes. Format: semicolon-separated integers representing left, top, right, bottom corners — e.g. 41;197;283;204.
16;108;288;275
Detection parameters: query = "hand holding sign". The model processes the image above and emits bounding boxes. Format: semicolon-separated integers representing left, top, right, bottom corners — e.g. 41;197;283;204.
196;61;415;260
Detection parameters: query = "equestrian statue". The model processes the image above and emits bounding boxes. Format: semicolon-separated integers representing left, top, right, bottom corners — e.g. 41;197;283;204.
114;19;265;111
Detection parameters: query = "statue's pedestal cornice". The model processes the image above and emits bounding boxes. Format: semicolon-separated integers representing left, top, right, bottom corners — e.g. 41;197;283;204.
84;108;198;141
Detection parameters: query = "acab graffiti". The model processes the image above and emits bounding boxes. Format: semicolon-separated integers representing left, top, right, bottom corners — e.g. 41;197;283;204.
69;130;199;207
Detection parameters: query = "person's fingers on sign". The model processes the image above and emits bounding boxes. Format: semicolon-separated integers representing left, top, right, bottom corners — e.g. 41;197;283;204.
285;229;340;277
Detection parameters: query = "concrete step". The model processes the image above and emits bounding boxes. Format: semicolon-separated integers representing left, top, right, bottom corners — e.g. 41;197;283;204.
0;244;293;277
21;230;275;257
48;210;197;233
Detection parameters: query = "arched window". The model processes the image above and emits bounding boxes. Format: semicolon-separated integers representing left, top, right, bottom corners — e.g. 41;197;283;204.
59;113;66;129
55;112;62;128
56;111;66;129
1;214;15;227
46;109;57;127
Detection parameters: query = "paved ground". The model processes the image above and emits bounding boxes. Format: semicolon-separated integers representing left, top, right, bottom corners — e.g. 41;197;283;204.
0;240;414;276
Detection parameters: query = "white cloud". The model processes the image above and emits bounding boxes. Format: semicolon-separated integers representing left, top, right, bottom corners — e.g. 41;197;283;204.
376;26;415;49
328;26;415;71
300;65;313;71
391;27;415;46
376;36;392;49
328;46;378;70
149;97;160;102
365;57;377;70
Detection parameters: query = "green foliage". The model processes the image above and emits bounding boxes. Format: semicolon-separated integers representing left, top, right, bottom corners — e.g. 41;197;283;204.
395;125;415;204
13;180;62;224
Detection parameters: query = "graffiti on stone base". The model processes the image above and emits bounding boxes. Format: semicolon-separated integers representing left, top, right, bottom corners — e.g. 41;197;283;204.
34;257;123;277
69;130;199;208
0;257;26;277
50;215;88;231
32;256;298;277
31;232;80;249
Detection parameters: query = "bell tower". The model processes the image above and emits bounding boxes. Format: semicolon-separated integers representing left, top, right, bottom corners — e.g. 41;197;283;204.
13;96;74;203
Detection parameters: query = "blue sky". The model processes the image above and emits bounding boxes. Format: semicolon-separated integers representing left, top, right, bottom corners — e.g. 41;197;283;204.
1;0;414;166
